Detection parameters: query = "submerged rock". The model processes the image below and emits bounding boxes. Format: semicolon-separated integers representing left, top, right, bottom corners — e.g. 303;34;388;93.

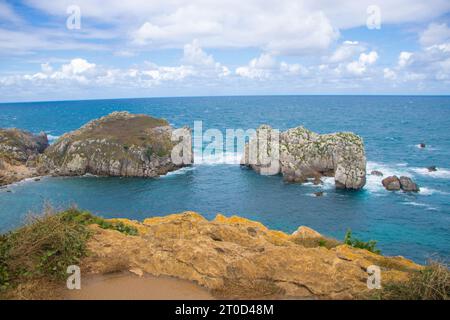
399;176;420;192
0;129;48;186
242;125;366;190
84;211;422;299
314;191;324;197
419;143;426;148
427;166;437;172
40;112;192;178
382;176;401;191
371;170;383;176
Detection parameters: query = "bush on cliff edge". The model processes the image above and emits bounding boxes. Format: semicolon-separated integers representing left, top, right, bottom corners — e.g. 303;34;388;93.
0;207;138;298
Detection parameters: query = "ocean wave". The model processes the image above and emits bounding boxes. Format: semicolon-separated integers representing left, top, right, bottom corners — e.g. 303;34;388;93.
365;161;411;193
419;187;449;196
411;167;450;179
163;166;196;177
47;134;60;141
402;201;438;211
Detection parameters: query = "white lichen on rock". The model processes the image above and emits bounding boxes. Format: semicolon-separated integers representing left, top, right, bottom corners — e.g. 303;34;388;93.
242;125;366;190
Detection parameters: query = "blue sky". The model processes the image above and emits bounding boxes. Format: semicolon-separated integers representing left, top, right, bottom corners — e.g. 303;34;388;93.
1;0;450;102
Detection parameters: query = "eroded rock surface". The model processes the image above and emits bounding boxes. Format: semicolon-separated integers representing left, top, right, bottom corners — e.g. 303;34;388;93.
83;212;421;299
382;175;419;192
242;125;366;189
0;129;48;186
40;112;192;178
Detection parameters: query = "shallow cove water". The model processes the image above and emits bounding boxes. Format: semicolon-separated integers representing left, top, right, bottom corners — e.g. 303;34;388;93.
0;95;449;263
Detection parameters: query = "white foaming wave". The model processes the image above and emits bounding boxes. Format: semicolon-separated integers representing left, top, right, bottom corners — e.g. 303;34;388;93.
410;167;450;179
194;152;243;165
321;177;335;190
47;134;60;141
414;144;437;151
402;201;438;211
365;161;410;193
419;187;449;196
163;166;196;177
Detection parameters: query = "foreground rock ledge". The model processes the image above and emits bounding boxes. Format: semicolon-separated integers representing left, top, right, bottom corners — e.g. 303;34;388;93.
242;125;366;189
83;212;421;299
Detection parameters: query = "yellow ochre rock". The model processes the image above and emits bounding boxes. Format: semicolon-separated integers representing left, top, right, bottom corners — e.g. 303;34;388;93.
83;211;422;299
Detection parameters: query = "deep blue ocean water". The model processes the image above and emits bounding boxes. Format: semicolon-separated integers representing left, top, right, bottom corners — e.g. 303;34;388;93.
0;96;449;263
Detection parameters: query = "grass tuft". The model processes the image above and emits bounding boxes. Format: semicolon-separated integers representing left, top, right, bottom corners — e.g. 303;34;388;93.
0;207;91;295
377;260;449;300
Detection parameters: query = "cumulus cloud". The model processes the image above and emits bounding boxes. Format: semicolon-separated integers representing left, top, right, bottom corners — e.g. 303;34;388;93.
235;54;277;79
328;41;365;63
346;51;379;75
0;41;231;91
130;2;338;55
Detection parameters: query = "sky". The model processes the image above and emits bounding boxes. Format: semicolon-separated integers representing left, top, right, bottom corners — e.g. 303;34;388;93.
0;0;450;102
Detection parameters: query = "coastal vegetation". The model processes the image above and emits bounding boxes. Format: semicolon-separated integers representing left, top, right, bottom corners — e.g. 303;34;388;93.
1;207;447;300
0;207;137;299
376;261;449;300
344;229;381;254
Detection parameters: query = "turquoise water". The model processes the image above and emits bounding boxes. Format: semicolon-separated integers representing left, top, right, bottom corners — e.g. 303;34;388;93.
0;96;449;263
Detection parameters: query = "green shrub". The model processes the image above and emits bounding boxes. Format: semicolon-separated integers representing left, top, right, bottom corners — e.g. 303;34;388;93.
60;208;138;236
344;229;381;254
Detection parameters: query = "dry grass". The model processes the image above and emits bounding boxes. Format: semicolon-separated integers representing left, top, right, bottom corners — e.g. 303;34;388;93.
293;236;341;249
0;207;91;299
377;260;450;300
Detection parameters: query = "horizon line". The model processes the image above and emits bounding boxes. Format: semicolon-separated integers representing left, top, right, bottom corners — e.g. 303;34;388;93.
1;93;450;105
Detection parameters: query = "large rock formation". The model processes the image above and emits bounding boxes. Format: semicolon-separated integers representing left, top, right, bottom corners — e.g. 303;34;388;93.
242;125;366;189
83;212;422;299
40;112;192;178
0;129;48;186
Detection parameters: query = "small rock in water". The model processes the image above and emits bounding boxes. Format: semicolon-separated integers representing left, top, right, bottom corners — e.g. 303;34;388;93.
419;143;426;148
314;191;324;197
427;166;437;172
399;176;420;192
34;178;40;181
382;176;401;191
371;170;383;177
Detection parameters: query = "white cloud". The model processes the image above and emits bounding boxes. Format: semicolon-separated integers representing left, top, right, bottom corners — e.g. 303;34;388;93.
61;58;96;75
182;39;215;66
329;41;365;63
419;23;450;47
398;51;413;68
235;53;277;79
383;68;397;80
346;51;378;75
280;62;307;76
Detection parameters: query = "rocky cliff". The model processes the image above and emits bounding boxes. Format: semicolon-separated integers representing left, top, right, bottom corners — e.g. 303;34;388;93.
242;125;366;189
0;129;48;186
83;212;421;299
39;112;192;178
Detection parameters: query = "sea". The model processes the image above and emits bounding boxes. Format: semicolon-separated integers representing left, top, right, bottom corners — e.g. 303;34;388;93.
0;95;449;263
